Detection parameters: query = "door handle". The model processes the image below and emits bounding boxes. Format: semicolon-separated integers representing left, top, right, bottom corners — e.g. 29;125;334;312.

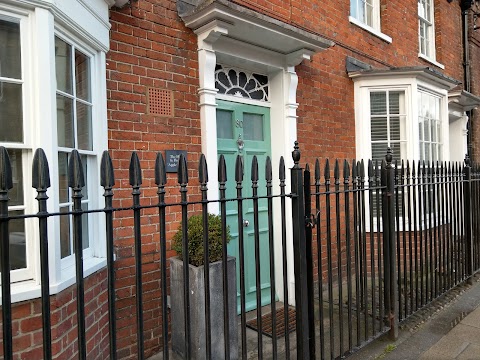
243;219;249;227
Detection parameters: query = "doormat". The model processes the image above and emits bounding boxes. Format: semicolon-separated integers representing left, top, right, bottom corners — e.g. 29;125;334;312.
246;307;296;338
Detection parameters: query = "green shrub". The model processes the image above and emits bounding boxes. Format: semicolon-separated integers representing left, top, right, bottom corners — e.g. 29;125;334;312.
172;214;231;267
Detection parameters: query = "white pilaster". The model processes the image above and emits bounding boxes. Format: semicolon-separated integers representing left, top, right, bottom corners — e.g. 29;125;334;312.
196;22;228;213
32;7;59;285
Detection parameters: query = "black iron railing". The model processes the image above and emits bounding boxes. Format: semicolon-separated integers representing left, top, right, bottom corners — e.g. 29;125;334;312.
393;158;479;322
1;142;480;360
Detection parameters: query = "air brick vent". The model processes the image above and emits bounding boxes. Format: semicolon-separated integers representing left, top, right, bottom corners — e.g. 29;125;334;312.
147;88;174;116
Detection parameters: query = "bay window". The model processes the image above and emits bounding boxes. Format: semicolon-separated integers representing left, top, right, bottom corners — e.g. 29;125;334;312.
350;67;458;225
0;1;109;302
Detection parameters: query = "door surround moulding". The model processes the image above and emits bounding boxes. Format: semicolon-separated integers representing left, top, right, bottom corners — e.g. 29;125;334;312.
179;2;333;305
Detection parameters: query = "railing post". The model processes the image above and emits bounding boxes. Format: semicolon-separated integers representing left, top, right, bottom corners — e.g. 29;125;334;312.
464;155;474;284
129;152;145;360
0;147;13;360
381;149;398;340
100;151;117;360
290;141;311;359
303;163;315;358
68;150;87;360
32;149;52;360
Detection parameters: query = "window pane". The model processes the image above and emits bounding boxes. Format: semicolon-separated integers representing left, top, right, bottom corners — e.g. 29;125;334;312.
372;142;388;163
389;92;401;114
216;109;234;139
358;0;365;22
243;113;264;141
75;50;91;102
426;0;432;22
7;149;23;206
390;116;401;141
60;206;71;258
350;0;358;18
57;95;74;148
425;143;431;161
9;210;26;270
55;37;73;95
0;20;21;79
58;152;69;203
418;0;426;19
390;143;401;162
370;92;387;115
366;1;373;26
0;82;23;142
424;120;431;141
77;102;92;150
371;116;387;141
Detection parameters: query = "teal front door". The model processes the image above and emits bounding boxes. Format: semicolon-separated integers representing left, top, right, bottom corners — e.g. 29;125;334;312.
216;100;272;312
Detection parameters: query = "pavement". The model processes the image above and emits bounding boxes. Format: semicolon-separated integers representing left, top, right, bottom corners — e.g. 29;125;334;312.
349;274;480;360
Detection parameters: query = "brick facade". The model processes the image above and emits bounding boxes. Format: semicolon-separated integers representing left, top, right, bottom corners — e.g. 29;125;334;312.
104;1;474;358
0;270;109;360
3;0;479;359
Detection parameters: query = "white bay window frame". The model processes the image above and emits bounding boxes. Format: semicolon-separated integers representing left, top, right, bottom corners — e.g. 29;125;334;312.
0;10;35;284
0;1;109;304
351;69;456;230
353;75;451;165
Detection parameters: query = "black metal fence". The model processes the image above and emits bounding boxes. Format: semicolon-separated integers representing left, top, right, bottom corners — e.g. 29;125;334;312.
0;142;479;360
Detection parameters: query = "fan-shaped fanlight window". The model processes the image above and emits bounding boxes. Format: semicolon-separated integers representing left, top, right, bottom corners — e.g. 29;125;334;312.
215;65;269;102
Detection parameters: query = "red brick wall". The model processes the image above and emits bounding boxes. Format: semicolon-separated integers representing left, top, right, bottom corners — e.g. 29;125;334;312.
107;0;202;357
0;270;109;360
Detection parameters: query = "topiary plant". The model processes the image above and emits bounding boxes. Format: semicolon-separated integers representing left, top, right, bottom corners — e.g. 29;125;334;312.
172;213;231;267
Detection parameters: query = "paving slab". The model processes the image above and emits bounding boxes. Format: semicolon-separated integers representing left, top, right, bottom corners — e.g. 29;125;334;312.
456;343;480;360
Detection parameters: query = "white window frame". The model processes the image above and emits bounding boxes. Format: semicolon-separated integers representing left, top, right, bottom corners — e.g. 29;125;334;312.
349;0;392;43
0;1;109;304
369;89;408;163
418;0;444;68
53;30;101;275
418;88;443;162
0;10;35;284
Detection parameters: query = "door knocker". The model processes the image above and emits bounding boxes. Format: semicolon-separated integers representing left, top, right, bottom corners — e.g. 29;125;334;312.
237;134;245;152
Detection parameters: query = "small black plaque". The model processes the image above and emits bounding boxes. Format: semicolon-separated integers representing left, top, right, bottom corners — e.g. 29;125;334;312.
165;150;187;173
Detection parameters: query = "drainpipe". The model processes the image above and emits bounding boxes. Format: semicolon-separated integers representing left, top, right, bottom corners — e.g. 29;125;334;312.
461;0;473;158
462;0;472;91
